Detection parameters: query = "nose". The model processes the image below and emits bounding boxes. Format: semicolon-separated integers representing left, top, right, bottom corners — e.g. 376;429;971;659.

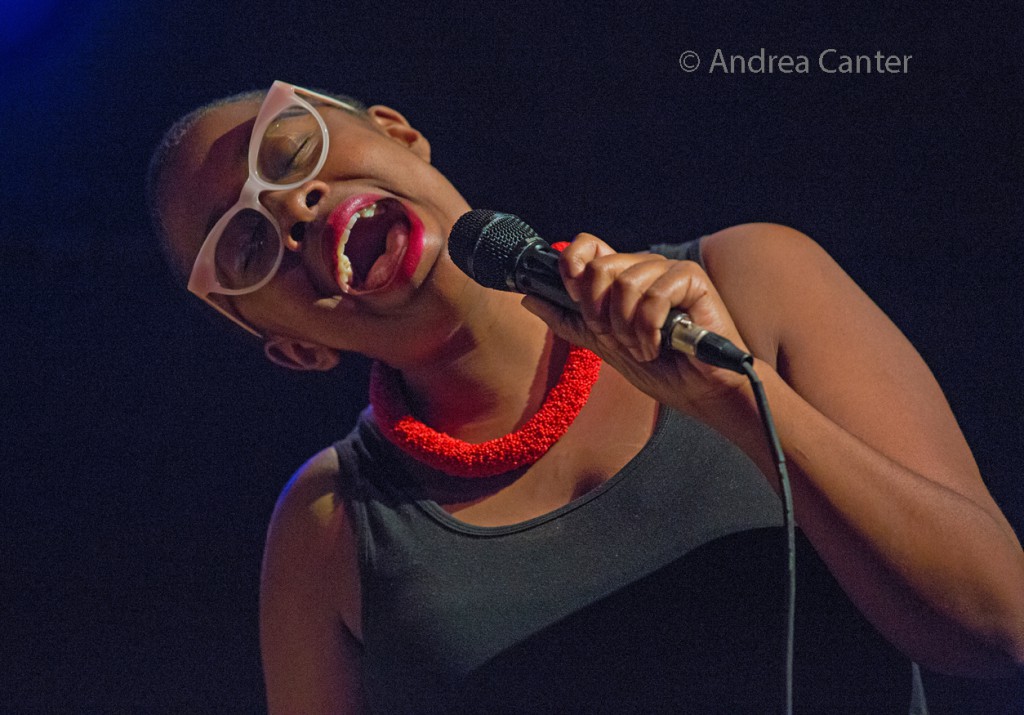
261;180;330;251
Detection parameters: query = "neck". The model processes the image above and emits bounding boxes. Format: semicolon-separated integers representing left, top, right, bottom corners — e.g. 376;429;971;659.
385;286;562;443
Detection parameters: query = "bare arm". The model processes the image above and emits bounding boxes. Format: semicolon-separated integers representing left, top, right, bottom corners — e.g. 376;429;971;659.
703;224;1024;675
260;447;366;714
524;224;1024;676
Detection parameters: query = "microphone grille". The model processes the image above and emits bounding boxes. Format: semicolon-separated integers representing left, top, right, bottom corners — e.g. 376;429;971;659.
449;210;538;291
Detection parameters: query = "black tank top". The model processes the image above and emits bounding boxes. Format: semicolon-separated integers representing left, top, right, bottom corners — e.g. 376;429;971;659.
331;239;923;714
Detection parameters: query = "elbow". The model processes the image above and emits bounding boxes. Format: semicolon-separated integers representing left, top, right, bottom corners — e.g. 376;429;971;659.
919;638;1023;679
952;606;1024;678
969;594;1024;676
972;635;1024;679
954;558;1024;676
912;587;1024;678
993;578;1024;675
1004;623;1024;675
977;629;1024;678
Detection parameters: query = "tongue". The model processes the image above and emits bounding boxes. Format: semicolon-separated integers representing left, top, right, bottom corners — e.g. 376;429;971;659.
361;220;409;290
344;213;390;286
343;200;409;290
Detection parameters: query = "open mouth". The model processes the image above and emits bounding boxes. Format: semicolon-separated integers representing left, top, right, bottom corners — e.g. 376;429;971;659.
326;197;413;293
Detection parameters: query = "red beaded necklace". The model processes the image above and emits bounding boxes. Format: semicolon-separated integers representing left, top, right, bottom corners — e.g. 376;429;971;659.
369;344;603;478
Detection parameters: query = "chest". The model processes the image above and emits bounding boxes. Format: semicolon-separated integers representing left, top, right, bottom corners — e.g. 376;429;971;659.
350;407;798;714
428;375;661;527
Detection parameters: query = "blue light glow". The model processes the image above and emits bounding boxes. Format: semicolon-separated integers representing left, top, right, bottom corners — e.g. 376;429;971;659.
0;0;58;54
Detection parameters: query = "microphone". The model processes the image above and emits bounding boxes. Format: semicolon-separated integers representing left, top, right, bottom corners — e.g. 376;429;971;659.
448;210;752;373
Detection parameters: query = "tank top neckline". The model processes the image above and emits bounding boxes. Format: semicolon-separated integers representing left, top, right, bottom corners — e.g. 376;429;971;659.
360;403;672;537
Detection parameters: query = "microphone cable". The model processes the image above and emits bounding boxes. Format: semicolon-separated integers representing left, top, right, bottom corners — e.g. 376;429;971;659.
741;360;795;715
667;322;795;715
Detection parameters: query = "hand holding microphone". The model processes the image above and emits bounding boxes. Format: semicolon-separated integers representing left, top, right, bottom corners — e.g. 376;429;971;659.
448;210;752;374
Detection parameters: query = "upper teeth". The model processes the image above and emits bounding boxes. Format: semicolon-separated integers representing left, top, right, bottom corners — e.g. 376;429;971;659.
340;202;380;245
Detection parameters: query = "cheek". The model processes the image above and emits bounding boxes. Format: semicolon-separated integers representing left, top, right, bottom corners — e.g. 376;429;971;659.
235;267;317;333
157;185;208;280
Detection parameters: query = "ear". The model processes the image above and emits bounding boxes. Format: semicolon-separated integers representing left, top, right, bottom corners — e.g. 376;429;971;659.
262;336;341;372
367;105;431;162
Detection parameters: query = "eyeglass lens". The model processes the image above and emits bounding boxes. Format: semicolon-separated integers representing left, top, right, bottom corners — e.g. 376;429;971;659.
213;103;326;290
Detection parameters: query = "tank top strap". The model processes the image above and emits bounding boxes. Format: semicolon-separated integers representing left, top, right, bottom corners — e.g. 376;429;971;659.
649;236;706;268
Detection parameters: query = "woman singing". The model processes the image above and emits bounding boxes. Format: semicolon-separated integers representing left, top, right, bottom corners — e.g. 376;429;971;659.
147;81;1024;714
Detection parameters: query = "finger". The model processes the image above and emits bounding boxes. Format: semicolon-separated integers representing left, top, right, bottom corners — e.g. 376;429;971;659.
571;253;660;330
607;260;670;362
635;262;716;353
558;233;617;301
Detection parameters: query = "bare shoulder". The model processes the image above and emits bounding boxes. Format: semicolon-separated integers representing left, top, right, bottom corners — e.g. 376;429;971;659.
263;445;360;626
702;221;817;249
700;222;829;289
261;446;365;713
696;222;832;364
267;446;344;544
697;220;916;364
262;447;349;590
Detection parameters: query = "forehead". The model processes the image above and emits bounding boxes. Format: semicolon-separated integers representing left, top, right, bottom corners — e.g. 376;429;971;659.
158;100;263;272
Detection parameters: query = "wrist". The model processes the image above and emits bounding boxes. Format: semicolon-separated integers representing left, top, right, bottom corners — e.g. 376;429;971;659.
684;359;787;474
687;360;764;422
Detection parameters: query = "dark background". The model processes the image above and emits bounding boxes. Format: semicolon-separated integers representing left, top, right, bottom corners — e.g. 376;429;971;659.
2;0;1022;712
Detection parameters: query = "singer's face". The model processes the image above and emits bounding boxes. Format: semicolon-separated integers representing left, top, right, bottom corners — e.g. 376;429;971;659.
157;97;472;355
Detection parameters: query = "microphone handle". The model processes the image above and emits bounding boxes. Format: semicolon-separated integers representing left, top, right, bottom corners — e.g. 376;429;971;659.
514;241;578;311
514;240;752;374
